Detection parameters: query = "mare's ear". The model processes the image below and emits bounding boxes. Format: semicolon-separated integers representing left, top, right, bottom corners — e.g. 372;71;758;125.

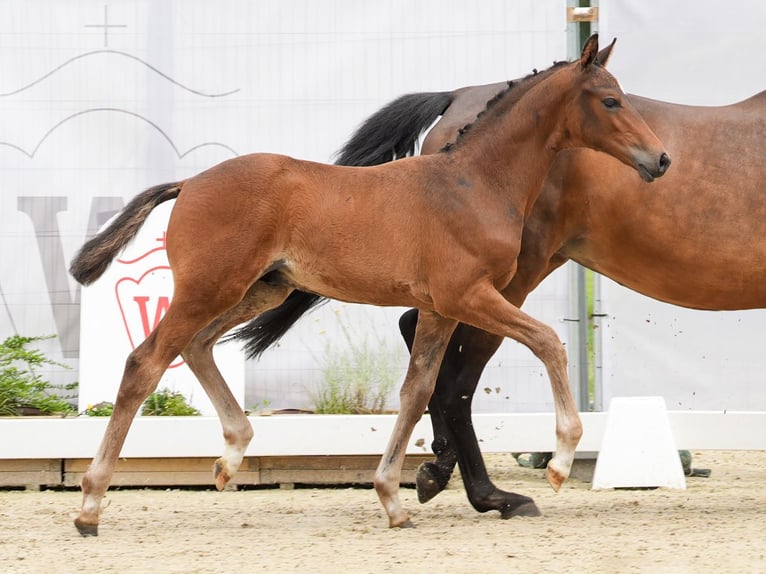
579;33;599;70
596;38;617;67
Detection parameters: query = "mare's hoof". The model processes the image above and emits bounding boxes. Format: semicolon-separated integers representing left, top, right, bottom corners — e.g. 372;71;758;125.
415;462;445;504
74;518;99;537
500;500;542;519
515;452;553;469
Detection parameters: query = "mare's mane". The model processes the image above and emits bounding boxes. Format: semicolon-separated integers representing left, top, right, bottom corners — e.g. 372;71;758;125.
441;60;570;153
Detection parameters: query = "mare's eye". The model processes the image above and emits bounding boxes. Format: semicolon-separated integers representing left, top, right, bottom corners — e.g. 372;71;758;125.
603;97;620;109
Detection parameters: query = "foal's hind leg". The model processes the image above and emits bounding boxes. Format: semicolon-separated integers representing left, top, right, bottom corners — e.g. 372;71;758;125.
374;310;457;528
74;293;239;536
181;281;292;490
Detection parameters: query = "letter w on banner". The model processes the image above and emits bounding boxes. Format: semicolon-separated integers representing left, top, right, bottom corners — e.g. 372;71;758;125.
78;201;244;415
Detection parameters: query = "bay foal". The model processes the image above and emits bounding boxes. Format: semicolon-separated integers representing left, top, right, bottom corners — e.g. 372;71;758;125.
70;35;668;534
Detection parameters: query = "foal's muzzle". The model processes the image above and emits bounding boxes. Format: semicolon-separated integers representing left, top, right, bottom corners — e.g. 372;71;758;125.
637;152;671;182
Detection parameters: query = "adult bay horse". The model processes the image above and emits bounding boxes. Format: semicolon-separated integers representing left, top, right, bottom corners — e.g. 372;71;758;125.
69;35;669;535
232;42;766;518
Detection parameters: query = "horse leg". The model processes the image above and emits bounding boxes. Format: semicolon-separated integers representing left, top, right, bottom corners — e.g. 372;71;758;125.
401;311;539;517
374;310;457;528
433;326;540;517
398;309;457;500
181;281;292;490
74;294;238;536
444;284;582;493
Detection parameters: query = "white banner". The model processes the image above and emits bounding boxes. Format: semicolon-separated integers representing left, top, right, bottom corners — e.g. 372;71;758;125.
78;201;244;415
0;1;569;413
599;0;766;410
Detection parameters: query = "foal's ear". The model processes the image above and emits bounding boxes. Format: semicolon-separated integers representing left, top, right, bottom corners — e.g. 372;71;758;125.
596;38;617;67
579;33;599;70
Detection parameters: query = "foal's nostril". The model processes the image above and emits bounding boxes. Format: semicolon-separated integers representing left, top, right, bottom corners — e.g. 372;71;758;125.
658;152;671;174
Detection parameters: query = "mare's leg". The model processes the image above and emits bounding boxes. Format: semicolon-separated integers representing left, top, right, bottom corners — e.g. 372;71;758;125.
430;326;539;517
442;284;582;492
74;283;245;536
374;310;457;528
181;281;292;490
402;311;539;517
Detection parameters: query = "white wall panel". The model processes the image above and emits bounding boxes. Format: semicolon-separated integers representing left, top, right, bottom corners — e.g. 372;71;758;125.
0;1;568;413
599;0;766;410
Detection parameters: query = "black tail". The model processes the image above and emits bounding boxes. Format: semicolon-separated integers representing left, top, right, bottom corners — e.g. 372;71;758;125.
224;91;455;360
69;182;183;285
334;91;454;165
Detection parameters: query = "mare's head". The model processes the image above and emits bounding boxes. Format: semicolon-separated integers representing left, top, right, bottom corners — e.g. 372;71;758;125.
562;34;670;181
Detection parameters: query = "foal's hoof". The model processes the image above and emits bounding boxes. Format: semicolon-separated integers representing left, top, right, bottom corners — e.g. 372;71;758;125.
391;518;416;529
500;500;542;519
213;460;231;491
74;518;99;537
415;462;447;504
546;463;567;492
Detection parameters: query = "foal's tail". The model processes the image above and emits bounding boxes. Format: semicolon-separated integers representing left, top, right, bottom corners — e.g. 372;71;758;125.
69;181;183;285
223;91;455;359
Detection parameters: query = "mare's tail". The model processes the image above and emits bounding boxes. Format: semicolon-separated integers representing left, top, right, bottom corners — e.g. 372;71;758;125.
334;91;454;165
69;182;183;285
224;90;455;359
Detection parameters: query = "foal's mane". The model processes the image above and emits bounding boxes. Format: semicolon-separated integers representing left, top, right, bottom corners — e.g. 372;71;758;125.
441;60;570;153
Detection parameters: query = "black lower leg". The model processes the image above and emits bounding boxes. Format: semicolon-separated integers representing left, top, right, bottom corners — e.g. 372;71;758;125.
400;311;541;518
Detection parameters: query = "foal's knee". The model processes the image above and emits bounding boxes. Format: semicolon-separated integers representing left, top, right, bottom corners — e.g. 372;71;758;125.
536;324;568;366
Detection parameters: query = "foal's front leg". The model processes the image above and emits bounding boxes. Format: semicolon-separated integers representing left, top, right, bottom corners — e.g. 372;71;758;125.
450;284;582;492
400;309;540;517
374;310;457;528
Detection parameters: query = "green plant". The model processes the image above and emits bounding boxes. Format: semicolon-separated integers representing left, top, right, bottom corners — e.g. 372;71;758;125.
247;399;271;414
0;334;77;416
310;311;400;414
84;401;114;416
141;387;201;416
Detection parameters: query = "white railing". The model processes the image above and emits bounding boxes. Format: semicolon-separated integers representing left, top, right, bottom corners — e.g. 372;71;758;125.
2;411;764;460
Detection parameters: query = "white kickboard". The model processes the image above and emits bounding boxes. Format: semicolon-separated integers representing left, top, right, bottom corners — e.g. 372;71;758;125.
592;396;686;490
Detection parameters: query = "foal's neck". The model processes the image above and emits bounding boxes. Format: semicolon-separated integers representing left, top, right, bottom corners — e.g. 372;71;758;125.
451;69;572;207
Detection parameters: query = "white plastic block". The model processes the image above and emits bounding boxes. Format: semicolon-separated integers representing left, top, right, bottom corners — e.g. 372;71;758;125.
592;396;686;490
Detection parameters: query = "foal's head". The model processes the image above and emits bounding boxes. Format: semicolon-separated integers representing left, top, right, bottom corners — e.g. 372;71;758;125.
563;34;671;181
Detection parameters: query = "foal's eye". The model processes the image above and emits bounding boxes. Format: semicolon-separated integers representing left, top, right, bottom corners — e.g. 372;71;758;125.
602;97;621;109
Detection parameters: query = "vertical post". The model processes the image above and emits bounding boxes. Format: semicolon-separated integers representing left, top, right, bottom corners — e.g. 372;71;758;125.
566;0;597;412
576;266;590;410
567;264;591;412
592;272;604;411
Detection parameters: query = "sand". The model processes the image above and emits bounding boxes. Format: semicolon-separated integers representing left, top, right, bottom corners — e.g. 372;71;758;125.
1;450;764;573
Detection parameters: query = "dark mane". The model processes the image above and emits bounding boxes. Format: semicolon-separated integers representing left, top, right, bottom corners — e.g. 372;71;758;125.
441;60;569;153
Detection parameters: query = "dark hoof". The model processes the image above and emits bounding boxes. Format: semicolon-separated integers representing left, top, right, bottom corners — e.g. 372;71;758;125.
515;452;553;469
679;450;692;475
689;468;711;478
500;500;542;519
74;518;99;537
416;462;447;504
